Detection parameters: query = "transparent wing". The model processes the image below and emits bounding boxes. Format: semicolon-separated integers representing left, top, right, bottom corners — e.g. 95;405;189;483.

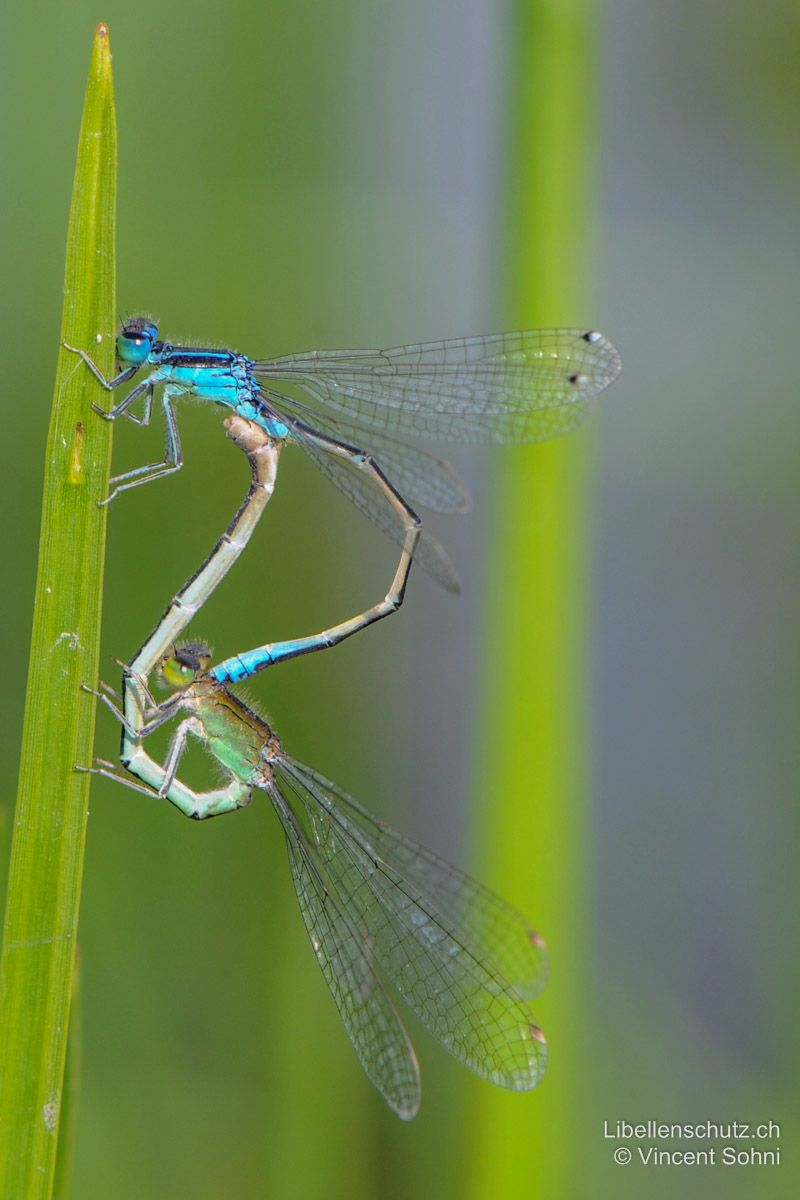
297;431;462;594
316;776;549;1000
269;781;421;1119
341;429;470;514
274;756;548;1091
255;329;621;444
277;398;471;513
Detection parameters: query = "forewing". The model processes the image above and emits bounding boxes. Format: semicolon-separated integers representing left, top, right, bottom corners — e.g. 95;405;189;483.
256;329;621;444
275;757;548;1092
268;780;421;1119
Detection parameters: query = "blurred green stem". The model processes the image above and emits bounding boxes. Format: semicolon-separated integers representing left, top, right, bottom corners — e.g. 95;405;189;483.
466;1;595;1193
0;24;116;1198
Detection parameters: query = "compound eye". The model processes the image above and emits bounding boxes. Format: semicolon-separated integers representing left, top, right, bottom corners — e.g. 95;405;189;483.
168;641;213;679
117;337;148;366
160;654;196;690
117;318;157;364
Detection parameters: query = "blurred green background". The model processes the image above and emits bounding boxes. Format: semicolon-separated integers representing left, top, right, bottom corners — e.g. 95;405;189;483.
1;1;797;1197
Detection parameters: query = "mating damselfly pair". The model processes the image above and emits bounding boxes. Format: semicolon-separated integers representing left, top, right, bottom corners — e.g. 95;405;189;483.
71;317;620;1117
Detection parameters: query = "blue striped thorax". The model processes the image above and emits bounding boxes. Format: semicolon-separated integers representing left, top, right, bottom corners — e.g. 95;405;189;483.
116;317;290;438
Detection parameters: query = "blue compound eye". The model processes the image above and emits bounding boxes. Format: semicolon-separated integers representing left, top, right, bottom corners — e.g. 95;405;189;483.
117;317;158;364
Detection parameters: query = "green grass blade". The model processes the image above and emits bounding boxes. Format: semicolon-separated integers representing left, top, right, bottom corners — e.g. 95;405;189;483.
465;1;596;1193
0;23;116;1198
52;949;82;1200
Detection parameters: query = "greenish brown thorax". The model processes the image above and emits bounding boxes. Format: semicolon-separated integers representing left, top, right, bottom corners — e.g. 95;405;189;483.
183;676;281;783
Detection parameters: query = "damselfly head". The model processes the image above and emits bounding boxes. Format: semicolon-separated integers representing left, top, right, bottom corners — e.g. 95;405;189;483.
159;641;212;690
117;316;159;365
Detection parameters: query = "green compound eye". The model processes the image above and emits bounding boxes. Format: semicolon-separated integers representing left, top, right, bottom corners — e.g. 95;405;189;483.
159;656;194;689
160;643;210;689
